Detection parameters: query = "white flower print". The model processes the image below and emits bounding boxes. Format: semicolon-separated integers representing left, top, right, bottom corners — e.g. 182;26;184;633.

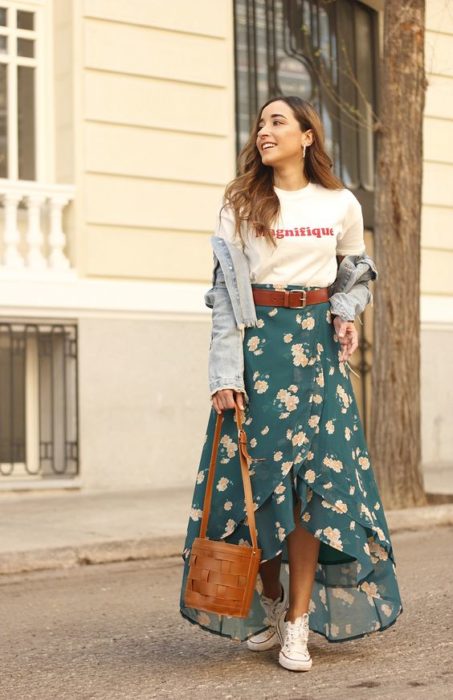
381;603;393;617
196;471;205;484
276;388;299;411
216;476;230;492
345;426;352;441
323;526;343;550
350;521;356;530
306;450;314;461
311;393;323;404
319;588;327;605
190;507;203;521
254;379;269;394
329;366;335;375
291;343;309;367
274;483;286;495
261;425;269;435
332;588;355;605
288;384;298;393
256;318;265;328
324;481;333;489
302;512;311;522
308;415;320;428
334;499;348;513
315;372;325;387
369;541;389;562
220;435;237;458
359;455;370;470
360;580;381;606
330;624;340;637
250;437;257;448
304;469;316;484
301;316;315;330
268;307;278;316
247;336;260;352
292;430;309;446
281;461;293;476
224;519;236;536
275;521;286;542
323;455;343;473
283;333;293;343
325;420;335;434
276;495;285;504
224;501;233;511
273;451;283;461
336;384;351;408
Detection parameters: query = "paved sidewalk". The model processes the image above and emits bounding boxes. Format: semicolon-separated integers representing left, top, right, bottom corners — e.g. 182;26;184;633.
0;486;453;575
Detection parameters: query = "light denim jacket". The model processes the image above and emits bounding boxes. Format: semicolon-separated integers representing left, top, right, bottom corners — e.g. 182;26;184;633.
204;235;378;400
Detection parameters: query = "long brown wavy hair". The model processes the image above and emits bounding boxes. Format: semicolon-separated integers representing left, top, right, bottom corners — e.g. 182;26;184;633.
220;96;344;248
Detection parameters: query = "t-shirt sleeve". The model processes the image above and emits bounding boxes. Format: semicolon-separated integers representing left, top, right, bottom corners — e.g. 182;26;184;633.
213;198;244;251
336;192;366;255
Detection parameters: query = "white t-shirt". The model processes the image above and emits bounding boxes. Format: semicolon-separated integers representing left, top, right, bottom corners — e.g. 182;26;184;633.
214;182;366;287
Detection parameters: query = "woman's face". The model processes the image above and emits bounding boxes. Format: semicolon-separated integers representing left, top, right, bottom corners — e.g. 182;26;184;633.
255;100;312;166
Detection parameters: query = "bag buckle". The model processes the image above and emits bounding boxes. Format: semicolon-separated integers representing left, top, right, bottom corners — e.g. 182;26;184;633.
289;289;307;308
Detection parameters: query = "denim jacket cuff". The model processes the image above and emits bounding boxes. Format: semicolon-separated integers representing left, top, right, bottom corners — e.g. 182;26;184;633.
209;378;249;402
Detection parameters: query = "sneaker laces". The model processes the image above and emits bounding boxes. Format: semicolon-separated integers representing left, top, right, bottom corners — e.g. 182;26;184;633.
261;587;285;624
283;615;309;651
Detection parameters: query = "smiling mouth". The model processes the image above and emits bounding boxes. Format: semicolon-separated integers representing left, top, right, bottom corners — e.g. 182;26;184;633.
262;144;277;151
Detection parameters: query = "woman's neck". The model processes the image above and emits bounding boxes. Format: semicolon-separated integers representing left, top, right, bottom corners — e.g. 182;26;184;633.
272;169;309;191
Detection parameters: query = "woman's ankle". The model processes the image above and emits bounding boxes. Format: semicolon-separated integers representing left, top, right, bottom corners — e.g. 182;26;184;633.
262;582;283;601
285;607;308;622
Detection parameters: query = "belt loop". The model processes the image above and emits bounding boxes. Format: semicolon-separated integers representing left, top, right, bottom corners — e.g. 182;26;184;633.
283;290;290;307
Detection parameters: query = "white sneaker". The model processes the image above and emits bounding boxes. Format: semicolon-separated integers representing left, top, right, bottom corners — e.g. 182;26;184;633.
246;584;288;652
276;611;312;671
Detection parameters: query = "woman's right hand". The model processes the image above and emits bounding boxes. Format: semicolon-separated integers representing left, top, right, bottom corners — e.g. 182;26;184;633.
211;389;245;415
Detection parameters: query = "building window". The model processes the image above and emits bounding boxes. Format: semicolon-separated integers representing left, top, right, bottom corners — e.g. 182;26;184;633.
0;2;39;181
233;0;378;227
0;321;79;481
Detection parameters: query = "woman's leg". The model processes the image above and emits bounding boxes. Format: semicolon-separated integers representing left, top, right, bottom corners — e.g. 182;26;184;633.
259;553;283;600
286;494;320;622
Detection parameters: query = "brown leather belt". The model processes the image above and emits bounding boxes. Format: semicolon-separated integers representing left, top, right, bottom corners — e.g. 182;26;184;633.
252;287;330;309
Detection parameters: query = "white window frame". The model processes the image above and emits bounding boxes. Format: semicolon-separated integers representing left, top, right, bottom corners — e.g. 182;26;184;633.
0;0;54;182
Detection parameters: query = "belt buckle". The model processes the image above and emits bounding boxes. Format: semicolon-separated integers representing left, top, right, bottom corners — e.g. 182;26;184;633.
289;289;307;308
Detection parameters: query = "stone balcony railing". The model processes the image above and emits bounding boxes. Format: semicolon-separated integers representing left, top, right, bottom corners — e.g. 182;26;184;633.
0;179;76;276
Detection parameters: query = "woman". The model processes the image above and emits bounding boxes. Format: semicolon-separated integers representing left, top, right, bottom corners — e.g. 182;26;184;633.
179;95;403;672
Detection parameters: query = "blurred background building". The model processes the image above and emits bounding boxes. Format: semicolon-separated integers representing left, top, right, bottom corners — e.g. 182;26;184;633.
0;0;451;493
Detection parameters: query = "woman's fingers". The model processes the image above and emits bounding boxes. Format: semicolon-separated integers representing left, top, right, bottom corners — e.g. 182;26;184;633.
234;391;245;410
212;389;245;414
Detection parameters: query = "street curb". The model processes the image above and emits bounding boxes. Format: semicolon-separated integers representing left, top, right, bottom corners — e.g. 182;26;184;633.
0;535;184;576
1;504;452;577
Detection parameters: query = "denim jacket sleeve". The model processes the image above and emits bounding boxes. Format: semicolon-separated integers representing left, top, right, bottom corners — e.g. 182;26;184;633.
328;253;378;322
204;261;248;401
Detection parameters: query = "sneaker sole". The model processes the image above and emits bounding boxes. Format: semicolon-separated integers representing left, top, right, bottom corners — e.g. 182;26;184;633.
246;635;280;652
278;651;312;672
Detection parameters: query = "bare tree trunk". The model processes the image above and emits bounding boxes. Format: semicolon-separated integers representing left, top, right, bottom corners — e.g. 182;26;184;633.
371;0;427;509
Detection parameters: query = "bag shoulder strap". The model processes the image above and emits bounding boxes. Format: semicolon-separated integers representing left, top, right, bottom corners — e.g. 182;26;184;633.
199;404;259;550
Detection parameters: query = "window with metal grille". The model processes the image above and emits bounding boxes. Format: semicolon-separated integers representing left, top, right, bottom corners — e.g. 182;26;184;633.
0;321;79;480
233;0;378;227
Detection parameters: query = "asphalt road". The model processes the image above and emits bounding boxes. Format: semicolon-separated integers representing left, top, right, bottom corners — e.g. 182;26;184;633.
1;526;452;700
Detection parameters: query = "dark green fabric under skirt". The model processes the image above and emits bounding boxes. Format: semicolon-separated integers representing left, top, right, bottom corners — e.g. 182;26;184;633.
179;283;403;643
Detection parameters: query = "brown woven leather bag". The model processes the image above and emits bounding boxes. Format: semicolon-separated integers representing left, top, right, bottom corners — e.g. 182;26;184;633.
184;403;262;618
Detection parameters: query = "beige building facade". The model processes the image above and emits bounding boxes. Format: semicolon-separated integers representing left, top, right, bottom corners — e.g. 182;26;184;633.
0;0;451;492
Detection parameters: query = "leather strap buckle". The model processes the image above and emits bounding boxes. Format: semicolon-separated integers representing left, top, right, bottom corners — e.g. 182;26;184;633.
289;289;307;308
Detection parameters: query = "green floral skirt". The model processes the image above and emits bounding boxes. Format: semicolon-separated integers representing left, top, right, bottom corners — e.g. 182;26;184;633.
179;283;403;643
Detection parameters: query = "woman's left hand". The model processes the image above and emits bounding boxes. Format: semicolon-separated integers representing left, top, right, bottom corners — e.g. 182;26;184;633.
333;316;358;363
